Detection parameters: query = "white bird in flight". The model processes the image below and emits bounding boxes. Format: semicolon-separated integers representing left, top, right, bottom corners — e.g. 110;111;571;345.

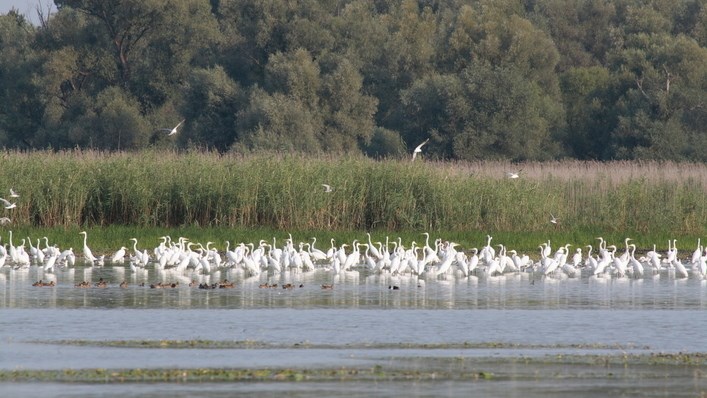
506;170;521;179
0;217;10;225
0;198;16;209
9;188;19;198
160;119;186;136
321;184;333;193
412;138;429;161
550;213;559;225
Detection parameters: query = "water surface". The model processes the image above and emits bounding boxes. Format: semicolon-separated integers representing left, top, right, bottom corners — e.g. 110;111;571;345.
2;265;706;397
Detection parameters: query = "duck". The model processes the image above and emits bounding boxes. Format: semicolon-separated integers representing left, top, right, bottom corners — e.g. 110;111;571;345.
119;281;128;288
74;281;91;288
198;283;217;289
321;284;333;290
219;280;235;288
95;278;108;288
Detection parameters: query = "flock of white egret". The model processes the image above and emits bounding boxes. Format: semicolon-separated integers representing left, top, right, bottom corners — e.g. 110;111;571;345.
1;229;706;283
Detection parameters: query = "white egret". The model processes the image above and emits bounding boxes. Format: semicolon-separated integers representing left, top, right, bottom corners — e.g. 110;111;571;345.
111;246;127;263
666;239;678;264
434;242;458;276
486;257;502;276
468;248;479;274
611;245;628;277
308;237;328;262
585;245;598;272
540;245;559;276
618;238;633;263
79;231;97;264
9;188;19;198
543;240;552;258
646;244;661;274
691;238;702;265
572;247;582;268
627;244;643;278
593;251;612;276
550;213;559;225
672;256;688;278
8;230;18;263
411;138;429;161
366;232;383;260
321;184;333;193
481;235;495;264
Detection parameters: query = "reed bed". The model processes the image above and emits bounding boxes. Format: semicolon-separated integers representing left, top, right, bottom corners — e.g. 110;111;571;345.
1;150;706;237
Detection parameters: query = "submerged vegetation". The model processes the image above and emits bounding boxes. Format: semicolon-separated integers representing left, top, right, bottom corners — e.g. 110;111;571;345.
2;353;706;383
39;339;644;350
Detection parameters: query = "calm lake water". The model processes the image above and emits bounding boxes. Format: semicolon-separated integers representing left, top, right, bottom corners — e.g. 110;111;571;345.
2;265;706;397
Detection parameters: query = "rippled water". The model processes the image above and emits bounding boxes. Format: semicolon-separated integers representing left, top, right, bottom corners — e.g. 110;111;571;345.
2;265;707;397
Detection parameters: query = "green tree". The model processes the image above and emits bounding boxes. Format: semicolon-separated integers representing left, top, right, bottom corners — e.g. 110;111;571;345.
180;66;246;150
560;66;615;159
0;11;43;147
319;57;378;151
604;20;707;160
66;87;148;149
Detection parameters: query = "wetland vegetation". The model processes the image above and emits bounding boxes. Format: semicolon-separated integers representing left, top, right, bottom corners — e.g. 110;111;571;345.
1;150;707;253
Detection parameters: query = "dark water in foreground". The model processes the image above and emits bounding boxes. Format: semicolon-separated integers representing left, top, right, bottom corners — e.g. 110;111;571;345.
2;266;707;397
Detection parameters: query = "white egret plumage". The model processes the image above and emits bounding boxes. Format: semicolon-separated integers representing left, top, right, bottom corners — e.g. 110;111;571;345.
79;231;97;264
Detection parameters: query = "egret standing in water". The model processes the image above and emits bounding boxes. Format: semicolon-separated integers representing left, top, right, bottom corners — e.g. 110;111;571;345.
79;231;97;264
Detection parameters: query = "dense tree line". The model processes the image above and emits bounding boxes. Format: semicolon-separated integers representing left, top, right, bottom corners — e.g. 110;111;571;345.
1;0;706;161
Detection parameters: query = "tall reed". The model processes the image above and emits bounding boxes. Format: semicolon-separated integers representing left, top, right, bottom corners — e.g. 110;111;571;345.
1;150;706;236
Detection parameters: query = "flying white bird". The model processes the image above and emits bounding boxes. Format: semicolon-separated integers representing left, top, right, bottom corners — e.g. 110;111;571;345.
9;188;19;198
412;138;429;161
506;170;521;179
321;184;333;193
0;198;16;209
160;119;186;136
550;213;559;225
0;217;10;225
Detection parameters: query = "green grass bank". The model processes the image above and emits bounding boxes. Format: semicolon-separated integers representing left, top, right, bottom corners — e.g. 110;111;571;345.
1;150;706;252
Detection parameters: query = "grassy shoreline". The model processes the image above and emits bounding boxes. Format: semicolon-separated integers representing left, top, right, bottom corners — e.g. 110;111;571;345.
1;150;707;253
